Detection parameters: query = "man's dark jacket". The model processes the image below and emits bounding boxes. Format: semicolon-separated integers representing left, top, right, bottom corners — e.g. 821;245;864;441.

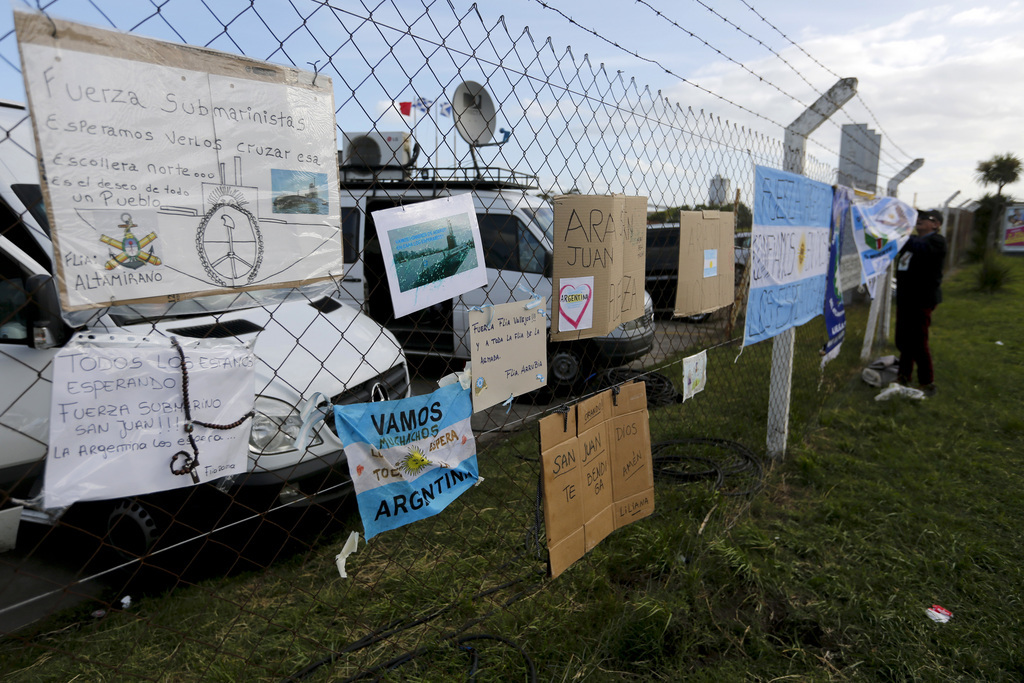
895;231;947;309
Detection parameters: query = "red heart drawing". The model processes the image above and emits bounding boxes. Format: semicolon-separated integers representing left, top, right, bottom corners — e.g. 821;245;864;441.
559;283;592;329
356;465;364;476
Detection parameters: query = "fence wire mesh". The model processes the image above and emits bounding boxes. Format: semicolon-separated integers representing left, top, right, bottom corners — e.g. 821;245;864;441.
0;0;970;679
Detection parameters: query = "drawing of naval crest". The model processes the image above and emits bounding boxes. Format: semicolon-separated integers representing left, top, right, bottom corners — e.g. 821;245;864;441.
100;213;161;271
196;181;264;287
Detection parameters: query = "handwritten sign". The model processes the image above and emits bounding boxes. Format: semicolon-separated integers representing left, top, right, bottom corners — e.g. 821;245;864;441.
551;194;646;340
15;11;341;311
539;383;653;578
468;299;547;412
743;165;832;346
44;337;255;508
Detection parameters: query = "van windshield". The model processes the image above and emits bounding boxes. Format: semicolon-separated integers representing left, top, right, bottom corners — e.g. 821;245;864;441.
523;206;554;243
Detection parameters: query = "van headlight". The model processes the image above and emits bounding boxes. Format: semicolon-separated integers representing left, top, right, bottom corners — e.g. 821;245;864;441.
250;396;323;454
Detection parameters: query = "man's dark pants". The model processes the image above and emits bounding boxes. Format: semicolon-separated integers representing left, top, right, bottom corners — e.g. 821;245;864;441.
895;305;934;386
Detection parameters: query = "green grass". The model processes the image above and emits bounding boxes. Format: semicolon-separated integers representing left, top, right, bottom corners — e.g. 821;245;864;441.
3;258;1023;681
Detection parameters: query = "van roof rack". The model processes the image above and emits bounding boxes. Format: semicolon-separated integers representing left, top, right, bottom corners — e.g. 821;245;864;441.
339;165;538;191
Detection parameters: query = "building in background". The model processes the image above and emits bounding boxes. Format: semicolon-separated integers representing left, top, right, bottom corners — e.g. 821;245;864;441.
838;124;881;194
708;174;731;205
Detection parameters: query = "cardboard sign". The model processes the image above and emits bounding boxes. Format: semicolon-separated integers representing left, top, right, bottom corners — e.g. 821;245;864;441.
551;194;646;340
371;194;487;318
15;11;341;311
539;383;654;577
333;383;478;539
45;337;255;508
468;298;547;412
743;166;833;346
673;210;734;318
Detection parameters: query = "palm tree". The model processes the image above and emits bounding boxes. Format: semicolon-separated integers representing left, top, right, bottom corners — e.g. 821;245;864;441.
975;153;1022;197
975;153;1022;251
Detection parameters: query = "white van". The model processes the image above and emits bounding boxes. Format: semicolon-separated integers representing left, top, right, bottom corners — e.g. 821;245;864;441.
0;103;411;555
334;137;656;391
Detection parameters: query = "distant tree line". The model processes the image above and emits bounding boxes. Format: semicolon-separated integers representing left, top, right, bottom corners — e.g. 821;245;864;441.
647;201;752;231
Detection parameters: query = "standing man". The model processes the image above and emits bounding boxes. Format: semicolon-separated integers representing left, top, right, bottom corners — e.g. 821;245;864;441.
894;209;947;396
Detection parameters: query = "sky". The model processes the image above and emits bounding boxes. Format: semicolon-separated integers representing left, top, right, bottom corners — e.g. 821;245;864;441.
1;0;1021;210
465;0;1023;210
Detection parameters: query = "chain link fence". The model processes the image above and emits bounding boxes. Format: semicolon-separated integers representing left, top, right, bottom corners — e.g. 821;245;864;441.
0;0;970;678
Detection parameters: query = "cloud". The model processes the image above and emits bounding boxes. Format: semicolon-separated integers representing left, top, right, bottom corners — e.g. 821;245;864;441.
950;4;1024;27
654;5;1024;206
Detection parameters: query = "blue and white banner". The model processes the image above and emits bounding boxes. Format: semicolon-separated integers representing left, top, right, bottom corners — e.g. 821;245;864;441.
821;186;853;367
743;165;833;346
850;196;916;299
333;383;478;540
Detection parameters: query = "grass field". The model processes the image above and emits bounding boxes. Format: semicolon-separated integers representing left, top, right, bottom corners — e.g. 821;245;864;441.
3;256;1022;681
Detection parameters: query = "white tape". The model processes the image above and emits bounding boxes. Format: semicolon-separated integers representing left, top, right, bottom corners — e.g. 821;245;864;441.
334;531;361;579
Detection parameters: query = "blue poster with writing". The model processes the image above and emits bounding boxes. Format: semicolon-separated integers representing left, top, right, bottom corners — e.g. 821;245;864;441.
821;185;852;367
743;165;834;346
333;383;479;539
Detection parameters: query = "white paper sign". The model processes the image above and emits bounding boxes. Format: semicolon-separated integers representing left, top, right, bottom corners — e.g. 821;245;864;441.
682;349;707;400
557;275;594;332
16;11;342;311
468;298;548;412
44;337;255;508
371;194;487;318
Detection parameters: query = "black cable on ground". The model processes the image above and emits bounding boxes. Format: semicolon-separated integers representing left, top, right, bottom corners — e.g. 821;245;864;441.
284;555;546;682
652;453;725;489
458;634;538;682
595;368;682;406
651;438;765;497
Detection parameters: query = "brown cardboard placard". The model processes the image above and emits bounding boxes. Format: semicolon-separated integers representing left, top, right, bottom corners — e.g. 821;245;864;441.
551;194;647;340
548;527;586;579
674;210;735;318
541;432;584;547
609;385;653;508
577;420;613;549
539;383;654;577
620;195;648;325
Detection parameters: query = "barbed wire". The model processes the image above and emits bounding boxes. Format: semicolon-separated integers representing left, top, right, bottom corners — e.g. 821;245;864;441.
629;0;912;178
734;0;915;164
528;0;905;186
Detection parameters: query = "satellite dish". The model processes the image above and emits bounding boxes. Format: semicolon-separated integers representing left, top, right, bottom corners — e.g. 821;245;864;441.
452;81;496;146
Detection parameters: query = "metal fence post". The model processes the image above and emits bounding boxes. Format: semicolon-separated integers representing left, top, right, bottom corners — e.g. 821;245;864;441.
767;78;857;458
886;159;924;197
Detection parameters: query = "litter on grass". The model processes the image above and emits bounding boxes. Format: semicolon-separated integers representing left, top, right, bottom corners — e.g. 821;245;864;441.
925;604;952;623
335;531;360;578
875;384;926;401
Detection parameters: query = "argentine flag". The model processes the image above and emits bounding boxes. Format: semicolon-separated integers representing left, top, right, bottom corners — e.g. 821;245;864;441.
334;383;478;539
